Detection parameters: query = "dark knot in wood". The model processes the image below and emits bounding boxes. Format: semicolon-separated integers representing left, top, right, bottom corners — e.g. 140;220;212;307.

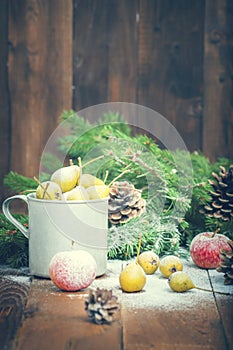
209;29;224;44
188;97;203;118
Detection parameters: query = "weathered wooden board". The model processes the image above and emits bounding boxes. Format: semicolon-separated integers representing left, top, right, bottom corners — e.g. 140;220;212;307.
1;0;233;199
0;0;11;203
208;269;233;350
1;260;233;350
13;279;121;350
0;277;30;350
137;0;205;152
121;306;227;350
107;0;138;104
8;0;73;178
203;0;233;161
120;261;229;350
73;0;109;114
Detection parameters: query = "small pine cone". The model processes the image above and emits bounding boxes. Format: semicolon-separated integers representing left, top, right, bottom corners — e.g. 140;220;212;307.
108;181;146;225
200;165;233;221
85;288;120;324
216;240;233;285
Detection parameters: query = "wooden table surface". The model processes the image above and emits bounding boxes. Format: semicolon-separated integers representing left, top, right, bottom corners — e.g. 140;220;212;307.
0;260;232;350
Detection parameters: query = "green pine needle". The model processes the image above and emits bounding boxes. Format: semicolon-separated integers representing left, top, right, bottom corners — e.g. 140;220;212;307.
2;110;233;266
4;171;37;193
0;214;28;268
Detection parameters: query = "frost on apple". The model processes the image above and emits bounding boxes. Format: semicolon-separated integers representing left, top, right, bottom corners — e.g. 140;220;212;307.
190;232;231;269
49;250;97;291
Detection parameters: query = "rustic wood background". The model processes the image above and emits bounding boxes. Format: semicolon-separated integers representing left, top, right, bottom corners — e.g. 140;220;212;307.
0;0;232;204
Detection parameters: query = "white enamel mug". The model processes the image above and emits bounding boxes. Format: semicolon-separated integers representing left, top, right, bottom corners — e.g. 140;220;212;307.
2;193;108;277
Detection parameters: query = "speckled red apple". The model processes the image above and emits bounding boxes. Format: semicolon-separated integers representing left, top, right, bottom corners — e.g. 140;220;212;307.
49;250;97;291
190;232;230;269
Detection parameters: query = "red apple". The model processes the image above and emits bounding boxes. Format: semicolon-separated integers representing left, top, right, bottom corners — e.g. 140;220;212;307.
190;232;231;269
49;250;97;291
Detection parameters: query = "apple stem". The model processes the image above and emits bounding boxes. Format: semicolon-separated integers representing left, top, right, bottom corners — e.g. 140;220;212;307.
78;157;83;178
33;176;52;200
211;228;220;238
42;183;50;199
78;157;82;168
108;165;131;188
136;234;143;261
20;189;37;194
82;155;104;169
195;286;230;295
77;155;105;181
103;170;109;184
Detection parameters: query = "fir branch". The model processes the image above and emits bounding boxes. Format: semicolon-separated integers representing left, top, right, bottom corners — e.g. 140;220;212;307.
126;150;166;186
108;208;184;260
2;110;233;265
4;172;37;193
0;213;28;268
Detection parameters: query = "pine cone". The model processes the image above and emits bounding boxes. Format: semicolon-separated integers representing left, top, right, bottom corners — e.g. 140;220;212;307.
200;165;233;221
216;240;233;285
108;181;146;225
85;288;120;324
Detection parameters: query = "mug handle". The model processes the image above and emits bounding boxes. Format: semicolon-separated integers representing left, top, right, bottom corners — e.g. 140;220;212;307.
2;195;29;239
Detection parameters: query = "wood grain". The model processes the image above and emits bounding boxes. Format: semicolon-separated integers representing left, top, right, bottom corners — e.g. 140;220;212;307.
0;277;30;350
0;0;11;203
203;0;233;161
120;262;229;350
122;306;227;350
137;0;205;152
208;269;233;350
8;0;73;178
13;279;122;350
107;0;138;104
73;0;109;114
0;0;233;206
1;261;232;350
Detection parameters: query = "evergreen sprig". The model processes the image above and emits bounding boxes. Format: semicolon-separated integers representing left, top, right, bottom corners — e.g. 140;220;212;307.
0;213;28;267
58;110;131;160
4;171;38;193
108;209;188;260
1;110;232;267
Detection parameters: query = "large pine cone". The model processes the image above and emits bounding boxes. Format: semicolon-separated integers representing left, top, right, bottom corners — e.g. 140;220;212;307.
216;240;233;285
108;181;146;225
200;165;233;221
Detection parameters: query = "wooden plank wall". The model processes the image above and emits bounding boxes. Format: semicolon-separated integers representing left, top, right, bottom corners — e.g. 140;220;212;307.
8;0;73;177
0;0;11;202
0;0;232;204
203;0;233;160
